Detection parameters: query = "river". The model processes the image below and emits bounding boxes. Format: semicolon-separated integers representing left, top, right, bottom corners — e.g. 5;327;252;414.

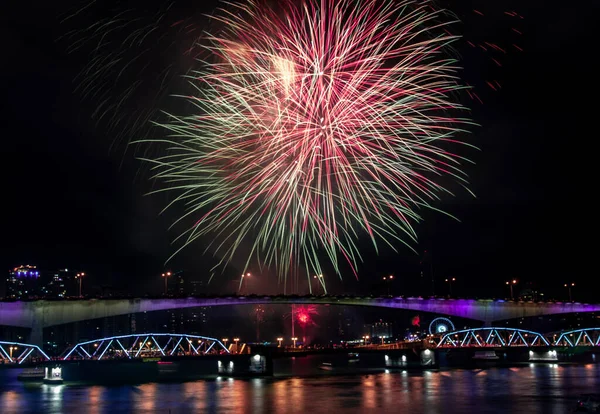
1;363;598;413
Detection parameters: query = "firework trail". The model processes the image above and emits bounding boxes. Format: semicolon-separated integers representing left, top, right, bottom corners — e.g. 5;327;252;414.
57;0;208;158
58;0;523;288
143;0;476;284
57;0;523;156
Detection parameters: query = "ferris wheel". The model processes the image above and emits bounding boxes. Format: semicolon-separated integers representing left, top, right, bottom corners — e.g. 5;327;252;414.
428;317;455;335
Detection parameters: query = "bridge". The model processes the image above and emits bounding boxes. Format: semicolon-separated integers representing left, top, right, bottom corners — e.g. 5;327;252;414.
436;327;600;349
62;333;229;361
2;328;600;366
0;340;50;364
1;296;599;345
436;327;550;348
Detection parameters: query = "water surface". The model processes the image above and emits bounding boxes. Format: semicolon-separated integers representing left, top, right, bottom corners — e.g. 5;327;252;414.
1;364;598;413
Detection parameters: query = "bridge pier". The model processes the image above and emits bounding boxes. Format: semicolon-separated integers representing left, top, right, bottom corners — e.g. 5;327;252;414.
29;324;43;347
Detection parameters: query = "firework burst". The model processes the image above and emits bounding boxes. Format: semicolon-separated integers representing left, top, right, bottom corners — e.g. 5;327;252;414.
294;305;319;328
143;0;477;284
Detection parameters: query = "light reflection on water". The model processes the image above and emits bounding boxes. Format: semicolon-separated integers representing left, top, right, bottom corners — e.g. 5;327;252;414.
1;364;599;413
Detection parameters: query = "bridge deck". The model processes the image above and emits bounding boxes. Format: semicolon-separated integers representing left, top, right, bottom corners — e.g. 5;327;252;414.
1;297;599;345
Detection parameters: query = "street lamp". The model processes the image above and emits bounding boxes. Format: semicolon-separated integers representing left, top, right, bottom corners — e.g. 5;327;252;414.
383;275;394;295
9;346;17;359
239;273;251;294
233;337;240;353
291;337;298;348
445;277;456;296
506;279;517;300
161;272;171;295
564;283;575;302
75;272;85;297
222;338;229;350
277;337;283;347
312;274;324;295
362;335;370;345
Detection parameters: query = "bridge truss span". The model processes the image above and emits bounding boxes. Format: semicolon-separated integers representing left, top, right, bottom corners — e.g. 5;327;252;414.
63;333;230;361
0;341;50;364
437;327;549;348
553;328;600;347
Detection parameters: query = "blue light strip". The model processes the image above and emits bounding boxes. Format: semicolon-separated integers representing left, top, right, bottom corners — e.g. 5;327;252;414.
62;333;230;360
17;348;29;360
0;341;50;360
151;336;165;356
135;336;149;358
80;346;91;358
495;330;506;346
92;340;105;357
98;340;113;360
436;327;549;348
485;330;494;344
205;342;216;353
437;334;456;347
130;336;140;351
170;337;183;356
19;348;34;364
575;331;583;346
460;333;469;347
0;345;12;362
63;347;76;360
517;332;527;347
552;328;600;346
186;338;198;355
162;337;173;353
116;339;130;358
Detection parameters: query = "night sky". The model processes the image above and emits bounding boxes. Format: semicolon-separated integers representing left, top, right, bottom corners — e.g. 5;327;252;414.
2;1;595;300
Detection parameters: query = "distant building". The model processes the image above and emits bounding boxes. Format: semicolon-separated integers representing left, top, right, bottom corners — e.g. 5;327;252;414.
167;309;185;333
189;278;205;295
367;320;393;340
166;271;186;296
336;308;362;340
41;268;77;298
42;273;67;298
6;265;41;299
174;273;185;296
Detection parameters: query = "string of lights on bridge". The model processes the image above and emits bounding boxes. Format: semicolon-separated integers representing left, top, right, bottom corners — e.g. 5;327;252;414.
2;327;600;365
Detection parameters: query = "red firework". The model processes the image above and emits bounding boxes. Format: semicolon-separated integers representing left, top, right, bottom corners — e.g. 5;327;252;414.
294;305;319;327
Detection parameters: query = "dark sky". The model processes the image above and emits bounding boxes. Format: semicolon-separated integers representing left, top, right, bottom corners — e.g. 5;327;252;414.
1;0;595;299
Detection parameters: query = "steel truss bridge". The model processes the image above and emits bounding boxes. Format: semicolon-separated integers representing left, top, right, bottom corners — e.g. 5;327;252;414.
553;328;600;347
0;341;50;364
62;333;230;361
436;327;600;349
437;327;549;348
2;328;600;365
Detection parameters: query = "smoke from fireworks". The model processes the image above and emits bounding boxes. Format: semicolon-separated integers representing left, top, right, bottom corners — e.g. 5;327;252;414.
144;0;476;284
